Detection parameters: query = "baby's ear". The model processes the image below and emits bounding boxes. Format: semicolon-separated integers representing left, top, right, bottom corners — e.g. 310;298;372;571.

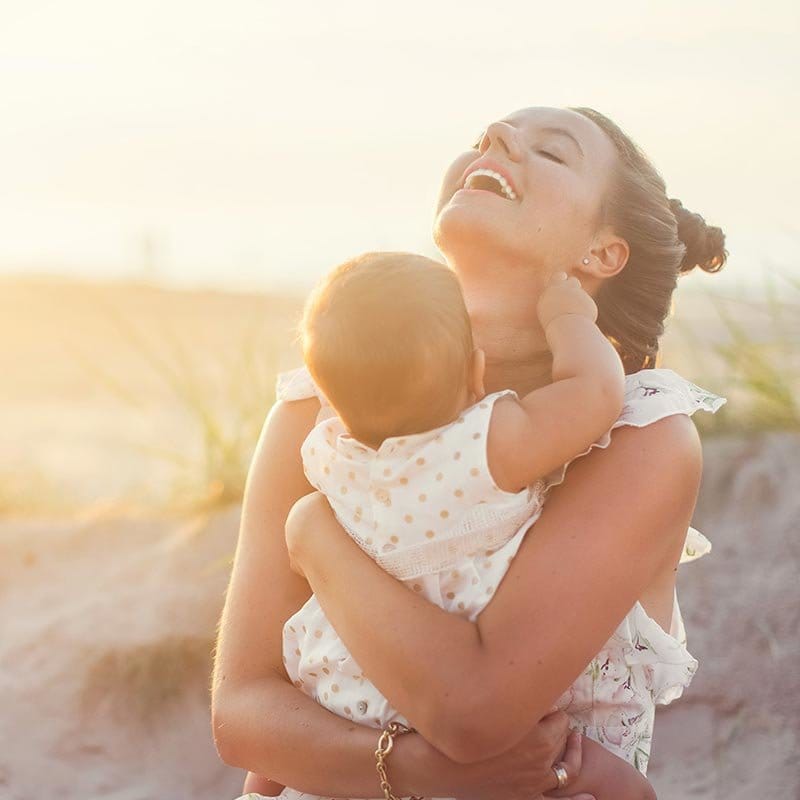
470;348;486;401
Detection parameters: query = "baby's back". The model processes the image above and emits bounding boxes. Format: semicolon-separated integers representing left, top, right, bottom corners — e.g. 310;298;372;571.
299;389;543;581
282;390;543;728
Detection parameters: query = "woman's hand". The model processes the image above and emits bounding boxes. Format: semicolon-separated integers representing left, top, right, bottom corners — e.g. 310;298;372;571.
453;716;593;800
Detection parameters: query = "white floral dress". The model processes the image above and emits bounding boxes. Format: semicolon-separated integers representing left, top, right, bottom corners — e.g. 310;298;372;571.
240;366;725;800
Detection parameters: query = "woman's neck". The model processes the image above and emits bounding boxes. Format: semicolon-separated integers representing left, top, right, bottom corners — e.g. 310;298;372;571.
464;288;553;397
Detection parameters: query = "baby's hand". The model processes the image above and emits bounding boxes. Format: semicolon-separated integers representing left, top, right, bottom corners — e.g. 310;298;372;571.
537;272;598;330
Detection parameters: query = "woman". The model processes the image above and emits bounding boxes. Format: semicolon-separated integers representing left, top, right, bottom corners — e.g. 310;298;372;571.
212;106;726;799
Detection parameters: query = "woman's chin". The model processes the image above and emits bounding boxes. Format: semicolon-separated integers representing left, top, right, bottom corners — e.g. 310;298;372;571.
434;196;515;262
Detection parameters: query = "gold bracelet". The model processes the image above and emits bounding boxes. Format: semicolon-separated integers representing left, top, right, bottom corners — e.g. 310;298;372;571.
374;721;423;800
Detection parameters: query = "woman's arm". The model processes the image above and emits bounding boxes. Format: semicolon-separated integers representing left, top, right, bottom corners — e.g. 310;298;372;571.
211;397;577;798
289;414;702;764
212;397;432;796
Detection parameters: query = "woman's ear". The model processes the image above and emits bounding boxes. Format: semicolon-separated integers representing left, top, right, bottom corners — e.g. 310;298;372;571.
469;348;486;402
578;232;630;281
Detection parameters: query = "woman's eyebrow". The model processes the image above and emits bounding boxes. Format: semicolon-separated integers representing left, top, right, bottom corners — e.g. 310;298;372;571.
498;119;585;159
538;126;585;158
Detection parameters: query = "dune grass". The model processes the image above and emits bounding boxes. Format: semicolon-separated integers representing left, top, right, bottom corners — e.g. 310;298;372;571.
675;272;800;434
73;296;290;512
0;467;74;516
82;635;215;721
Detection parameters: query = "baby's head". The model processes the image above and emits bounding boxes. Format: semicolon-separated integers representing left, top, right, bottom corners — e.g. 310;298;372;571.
302;252;484;449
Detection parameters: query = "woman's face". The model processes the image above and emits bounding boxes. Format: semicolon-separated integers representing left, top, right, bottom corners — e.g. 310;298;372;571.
434;107;619;279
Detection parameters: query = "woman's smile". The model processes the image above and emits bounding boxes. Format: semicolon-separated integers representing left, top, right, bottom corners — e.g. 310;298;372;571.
460;156;522;201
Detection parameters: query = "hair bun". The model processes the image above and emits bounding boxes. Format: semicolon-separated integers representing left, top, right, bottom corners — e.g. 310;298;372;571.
669;198;728;274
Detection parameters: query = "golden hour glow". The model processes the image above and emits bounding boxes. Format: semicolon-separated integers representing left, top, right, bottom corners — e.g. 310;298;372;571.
0;1;797;289
1;4;797;798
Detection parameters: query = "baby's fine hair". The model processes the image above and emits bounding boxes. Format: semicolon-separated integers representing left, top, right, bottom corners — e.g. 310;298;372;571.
302;252;474;449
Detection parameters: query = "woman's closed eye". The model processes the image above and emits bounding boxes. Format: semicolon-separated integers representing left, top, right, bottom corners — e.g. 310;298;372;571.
536;149;565;164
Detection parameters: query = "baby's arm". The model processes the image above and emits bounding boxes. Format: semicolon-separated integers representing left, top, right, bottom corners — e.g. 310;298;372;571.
488;272;625;492
550;735;656;800
241;774;286;796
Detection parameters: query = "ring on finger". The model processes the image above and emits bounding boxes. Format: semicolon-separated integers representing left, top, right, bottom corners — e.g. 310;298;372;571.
552;761;569;789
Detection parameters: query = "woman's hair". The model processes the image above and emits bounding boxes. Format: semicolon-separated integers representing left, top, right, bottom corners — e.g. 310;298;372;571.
301;252;474;447
569;107;728;372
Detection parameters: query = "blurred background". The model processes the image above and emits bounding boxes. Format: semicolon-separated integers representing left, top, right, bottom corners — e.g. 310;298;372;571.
1;2;797;798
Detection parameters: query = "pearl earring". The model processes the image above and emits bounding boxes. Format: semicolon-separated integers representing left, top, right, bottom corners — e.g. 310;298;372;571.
582;257;590;265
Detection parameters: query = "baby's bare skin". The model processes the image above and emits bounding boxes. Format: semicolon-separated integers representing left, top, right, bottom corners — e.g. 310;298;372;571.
488;271;625;493
242;774;285;795
549;736;656;800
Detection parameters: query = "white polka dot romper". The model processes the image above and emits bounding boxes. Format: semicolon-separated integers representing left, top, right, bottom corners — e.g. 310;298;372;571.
277;366;545;716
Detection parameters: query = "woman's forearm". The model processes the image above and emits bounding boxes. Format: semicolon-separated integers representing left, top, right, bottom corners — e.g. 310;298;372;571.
213;673;461;798
296;502;486;762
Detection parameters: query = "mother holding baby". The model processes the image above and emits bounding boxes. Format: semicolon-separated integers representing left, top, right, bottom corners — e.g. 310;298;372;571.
211;106;727;799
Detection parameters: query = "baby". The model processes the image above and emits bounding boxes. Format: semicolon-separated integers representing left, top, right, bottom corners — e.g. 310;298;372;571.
246;251;653;800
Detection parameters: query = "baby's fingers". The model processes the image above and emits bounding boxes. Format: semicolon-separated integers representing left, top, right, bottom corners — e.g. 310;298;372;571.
546;272;582;287
561;730;583;777
543;795;595;800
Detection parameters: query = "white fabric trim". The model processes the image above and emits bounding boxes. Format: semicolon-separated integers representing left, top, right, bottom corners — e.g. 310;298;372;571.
362;489;543;580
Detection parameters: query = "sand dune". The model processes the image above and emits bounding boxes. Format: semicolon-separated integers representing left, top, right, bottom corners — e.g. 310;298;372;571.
3;435;797;799
0;508;245;798
648;433;799;798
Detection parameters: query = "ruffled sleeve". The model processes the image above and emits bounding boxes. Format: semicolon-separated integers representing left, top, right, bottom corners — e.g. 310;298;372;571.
545;368;726;492
275;365;330;406
619;601;699;706
617;368;727;425
681;526;712;564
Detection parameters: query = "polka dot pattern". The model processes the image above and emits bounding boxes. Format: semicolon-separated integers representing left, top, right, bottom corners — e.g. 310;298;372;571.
294;381;546;583
283;372;553;768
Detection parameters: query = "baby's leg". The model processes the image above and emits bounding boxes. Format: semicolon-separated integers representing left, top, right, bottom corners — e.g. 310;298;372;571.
548;736;655;800
242;772;285;796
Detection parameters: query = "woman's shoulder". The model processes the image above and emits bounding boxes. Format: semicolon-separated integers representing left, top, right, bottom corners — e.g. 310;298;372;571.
243;369;326;493
251;394;321;476
272;364;336;432
545;368;724;491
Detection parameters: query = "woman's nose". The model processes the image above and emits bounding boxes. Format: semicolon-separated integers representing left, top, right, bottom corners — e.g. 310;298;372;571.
483;121;523;162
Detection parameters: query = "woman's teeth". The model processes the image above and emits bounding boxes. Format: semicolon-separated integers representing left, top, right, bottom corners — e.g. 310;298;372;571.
464;168;517;201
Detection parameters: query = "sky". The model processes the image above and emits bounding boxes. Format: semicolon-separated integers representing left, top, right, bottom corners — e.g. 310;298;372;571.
0;0;798;292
